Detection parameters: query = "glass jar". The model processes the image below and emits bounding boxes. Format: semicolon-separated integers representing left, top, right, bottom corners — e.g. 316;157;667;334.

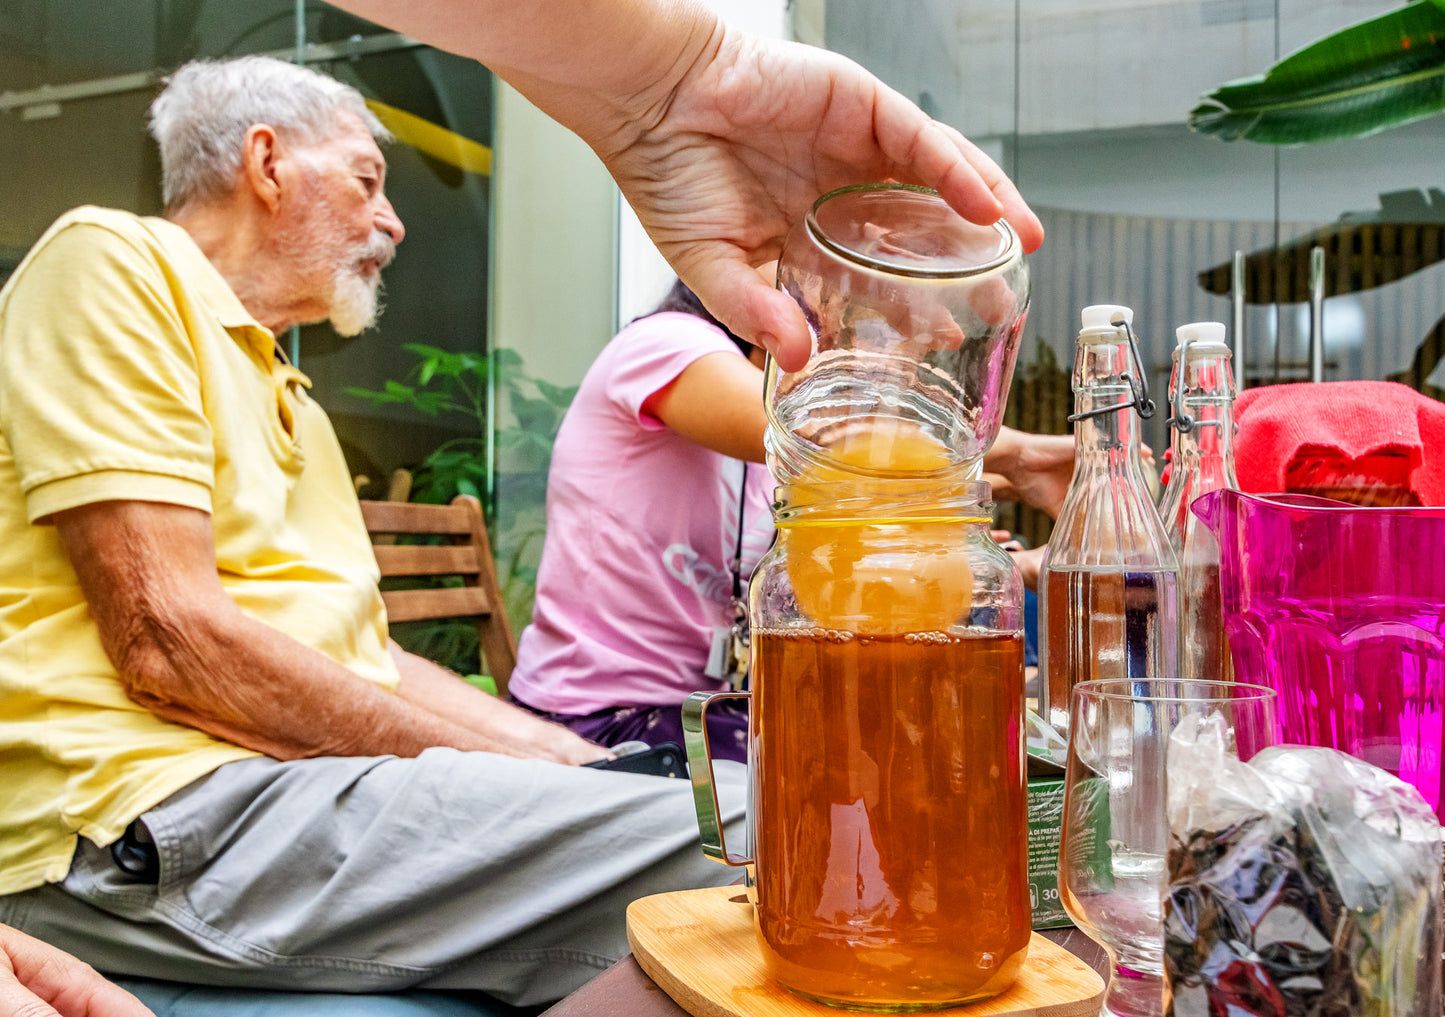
687;478;1030;1011
764;183;1030;485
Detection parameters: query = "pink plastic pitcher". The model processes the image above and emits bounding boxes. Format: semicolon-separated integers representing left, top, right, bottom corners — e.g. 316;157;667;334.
1193;489;1445;818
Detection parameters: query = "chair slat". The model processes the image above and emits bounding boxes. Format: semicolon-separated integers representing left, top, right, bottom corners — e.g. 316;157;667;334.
381;586;492;624
373;544;481;577
360;500;471;536
360;494;518;697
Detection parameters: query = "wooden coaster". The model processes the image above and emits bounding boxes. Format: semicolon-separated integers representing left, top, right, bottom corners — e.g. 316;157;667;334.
627;886;1105;1017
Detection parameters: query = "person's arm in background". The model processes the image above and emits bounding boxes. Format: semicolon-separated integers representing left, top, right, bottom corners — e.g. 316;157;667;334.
0;922;155;1017
328;0;1042;372
642;351;1078;592
983;426;1076;518
984;427;1157;591
54;500;607;765
983;428;1075;593
642;347;769;462
642;355;1086;491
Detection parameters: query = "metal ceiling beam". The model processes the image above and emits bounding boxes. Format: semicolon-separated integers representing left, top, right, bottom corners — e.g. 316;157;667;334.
0;31;422;115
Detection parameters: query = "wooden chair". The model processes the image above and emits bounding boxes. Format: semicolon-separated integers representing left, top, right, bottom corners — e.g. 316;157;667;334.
359;494;518;698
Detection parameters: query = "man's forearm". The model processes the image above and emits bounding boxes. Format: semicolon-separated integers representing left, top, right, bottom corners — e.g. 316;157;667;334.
333;0;718;144
56;500;497;762
117;603;499;761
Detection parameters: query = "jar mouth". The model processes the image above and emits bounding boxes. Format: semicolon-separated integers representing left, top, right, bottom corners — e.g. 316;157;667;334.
805;183;1021;280
773;478;994;527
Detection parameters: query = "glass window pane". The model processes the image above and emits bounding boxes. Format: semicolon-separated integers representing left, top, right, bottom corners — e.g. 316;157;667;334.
822;0;1445;539
1274;0;1445;398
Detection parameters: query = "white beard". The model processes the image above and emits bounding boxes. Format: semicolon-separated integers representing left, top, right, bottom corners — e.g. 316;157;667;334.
328;268;382;337
325;230;394;336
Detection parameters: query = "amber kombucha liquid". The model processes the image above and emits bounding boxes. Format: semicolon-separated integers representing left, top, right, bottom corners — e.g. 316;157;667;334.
751;627;1030;1010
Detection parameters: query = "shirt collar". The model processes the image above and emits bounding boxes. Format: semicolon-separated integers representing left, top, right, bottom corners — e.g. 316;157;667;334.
143;215;307;378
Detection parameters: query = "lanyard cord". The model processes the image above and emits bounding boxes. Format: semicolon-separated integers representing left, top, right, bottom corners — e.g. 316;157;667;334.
730;461;747;602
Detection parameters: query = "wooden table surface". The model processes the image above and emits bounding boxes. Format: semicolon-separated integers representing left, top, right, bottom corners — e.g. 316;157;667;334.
541;926;1108;1017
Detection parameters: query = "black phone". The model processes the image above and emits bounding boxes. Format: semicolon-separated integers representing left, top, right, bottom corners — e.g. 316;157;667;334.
584;742;689;779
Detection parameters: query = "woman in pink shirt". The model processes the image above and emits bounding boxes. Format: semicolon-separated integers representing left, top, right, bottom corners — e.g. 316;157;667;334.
507;281;769;761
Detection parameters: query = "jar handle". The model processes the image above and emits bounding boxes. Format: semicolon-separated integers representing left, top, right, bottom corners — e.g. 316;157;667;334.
682;690;752;867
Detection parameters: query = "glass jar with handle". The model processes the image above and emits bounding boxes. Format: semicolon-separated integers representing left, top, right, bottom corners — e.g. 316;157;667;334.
684;478;1028;1012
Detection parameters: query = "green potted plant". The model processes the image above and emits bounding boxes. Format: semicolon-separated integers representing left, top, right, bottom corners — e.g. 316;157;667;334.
348;343;577;672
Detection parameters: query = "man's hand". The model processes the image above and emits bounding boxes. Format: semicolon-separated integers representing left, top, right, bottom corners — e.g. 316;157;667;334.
0;923;155;1017
325;0;1042;371
390;644;612;765
601;27;1043;370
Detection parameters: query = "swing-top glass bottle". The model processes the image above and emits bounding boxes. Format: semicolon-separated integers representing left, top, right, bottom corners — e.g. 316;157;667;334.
1038;305;1180;733
1157;321;1238;683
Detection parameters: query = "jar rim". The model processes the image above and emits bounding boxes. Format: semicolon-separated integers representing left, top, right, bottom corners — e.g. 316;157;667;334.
805;183;1022;280
761;415;982;483
1071;679;1276;704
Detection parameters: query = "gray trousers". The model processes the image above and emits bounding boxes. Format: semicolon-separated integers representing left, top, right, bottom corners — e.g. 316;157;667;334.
0;749;746;1006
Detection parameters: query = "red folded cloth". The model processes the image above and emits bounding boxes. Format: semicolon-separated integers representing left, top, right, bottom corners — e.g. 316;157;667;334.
1234;381;1445;507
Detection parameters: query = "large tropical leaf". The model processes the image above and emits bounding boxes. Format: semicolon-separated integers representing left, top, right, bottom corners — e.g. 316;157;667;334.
1190;0;1445;144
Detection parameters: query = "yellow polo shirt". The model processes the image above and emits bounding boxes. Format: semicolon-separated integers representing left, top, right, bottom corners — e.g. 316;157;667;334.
0;207;399;894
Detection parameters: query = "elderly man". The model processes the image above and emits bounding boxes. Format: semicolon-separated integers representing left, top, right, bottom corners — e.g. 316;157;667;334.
0;56;744;1006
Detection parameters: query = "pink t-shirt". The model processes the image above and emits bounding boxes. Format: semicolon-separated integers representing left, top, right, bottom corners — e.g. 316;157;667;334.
507;313;775;715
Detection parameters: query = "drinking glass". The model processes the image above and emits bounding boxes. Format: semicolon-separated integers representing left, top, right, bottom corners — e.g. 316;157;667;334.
1059;679;1277;1017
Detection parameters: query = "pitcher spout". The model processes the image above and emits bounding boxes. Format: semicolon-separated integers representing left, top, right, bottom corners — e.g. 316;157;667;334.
1190;487;1232;533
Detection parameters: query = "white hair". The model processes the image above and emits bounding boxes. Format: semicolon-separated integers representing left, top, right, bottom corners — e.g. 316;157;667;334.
148;55;390;210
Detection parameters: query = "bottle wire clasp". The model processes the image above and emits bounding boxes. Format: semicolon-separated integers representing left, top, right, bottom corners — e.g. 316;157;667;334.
1166;335;1196;434
1068;313;1157;423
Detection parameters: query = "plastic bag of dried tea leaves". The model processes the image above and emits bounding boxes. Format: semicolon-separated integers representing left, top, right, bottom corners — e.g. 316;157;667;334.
1163;714;1442;1017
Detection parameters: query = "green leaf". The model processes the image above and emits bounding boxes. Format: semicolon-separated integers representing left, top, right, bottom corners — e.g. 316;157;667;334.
436;353;470;380
1190;1;1445;144
402;343;451;360
343;385;386;402
511;395;561;433
499;430;556;456
424;450;475;468
455;476;481;499
409;392;451;416
533;379;579;408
